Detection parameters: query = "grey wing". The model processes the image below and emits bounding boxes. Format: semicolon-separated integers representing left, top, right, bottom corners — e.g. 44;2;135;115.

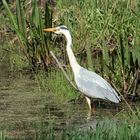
75;67;120;103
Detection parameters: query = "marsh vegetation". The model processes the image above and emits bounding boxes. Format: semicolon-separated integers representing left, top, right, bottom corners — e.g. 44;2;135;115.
0;0;140;139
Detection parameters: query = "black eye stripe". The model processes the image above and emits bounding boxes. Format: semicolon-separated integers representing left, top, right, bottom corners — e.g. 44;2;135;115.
59;26;68;30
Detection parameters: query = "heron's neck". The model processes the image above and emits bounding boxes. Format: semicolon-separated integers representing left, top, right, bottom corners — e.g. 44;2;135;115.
65;32;80;75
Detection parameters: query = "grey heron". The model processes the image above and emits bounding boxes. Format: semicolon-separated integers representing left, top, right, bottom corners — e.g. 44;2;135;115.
43;25;120;110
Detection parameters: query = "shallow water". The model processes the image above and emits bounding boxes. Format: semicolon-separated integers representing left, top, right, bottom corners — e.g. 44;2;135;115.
0;62;120;139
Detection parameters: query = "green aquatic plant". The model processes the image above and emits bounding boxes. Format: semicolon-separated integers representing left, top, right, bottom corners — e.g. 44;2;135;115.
1;117;140;140
2;0;53;71
2;0;140;99
35;70;78;99
54;0;140;97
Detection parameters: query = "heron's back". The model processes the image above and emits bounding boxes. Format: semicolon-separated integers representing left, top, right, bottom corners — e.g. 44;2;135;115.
75;67;120;103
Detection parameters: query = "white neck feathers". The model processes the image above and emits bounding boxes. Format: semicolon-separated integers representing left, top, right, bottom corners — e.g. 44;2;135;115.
62;30;80;75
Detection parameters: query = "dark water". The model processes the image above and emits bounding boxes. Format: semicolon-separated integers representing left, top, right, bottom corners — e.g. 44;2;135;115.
0;60;120;139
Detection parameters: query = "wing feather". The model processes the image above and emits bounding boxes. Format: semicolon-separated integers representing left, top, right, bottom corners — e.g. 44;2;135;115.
75;67;120;103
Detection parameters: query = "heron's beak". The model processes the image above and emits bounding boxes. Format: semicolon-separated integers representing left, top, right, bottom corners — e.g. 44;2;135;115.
43;28;57;32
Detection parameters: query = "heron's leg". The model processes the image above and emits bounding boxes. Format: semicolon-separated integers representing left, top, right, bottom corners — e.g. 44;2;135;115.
85;96;96;112
85;96;91;110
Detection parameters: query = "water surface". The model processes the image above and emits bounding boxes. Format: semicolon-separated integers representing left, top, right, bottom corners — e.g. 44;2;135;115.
0;62;120;138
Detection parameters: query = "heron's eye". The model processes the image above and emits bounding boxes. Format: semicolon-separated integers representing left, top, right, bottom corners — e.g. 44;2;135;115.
56;28;60;31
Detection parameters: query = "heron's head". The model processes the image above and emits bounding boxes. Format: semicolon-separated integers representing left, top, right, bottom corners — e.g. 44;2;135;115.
43;25;68;35
43;25;72;45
